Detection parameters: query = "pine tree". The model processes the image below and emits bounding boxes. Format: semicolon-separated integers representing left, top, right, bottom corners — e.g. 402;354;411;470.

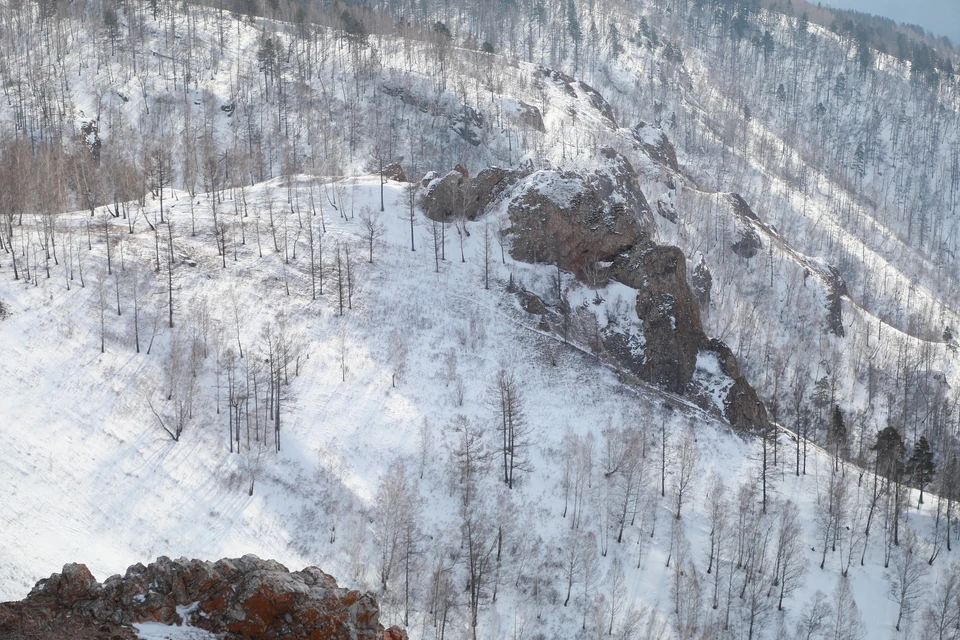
873;427;906;481
829;405;847;467
907;436;935;506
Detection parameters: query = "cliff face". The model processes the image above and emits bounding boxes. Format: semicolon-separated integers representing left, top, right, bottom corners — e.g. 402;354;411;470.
490;153;768;433
0;555;407;640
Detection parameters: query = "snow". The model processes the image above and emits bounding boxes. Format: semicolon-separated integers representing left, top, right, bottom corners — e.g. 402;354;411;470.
692;351;735;416
0;173;954;638
523;170;583;209
135;604;214;640
0;1;957;637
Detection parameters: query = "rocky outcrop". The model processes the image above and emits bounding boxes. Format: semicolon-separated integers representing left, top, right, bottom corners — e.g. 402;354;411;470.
504;99;545;132
421;166;520;221
633;122;679;173
728;194;763;259
505;149;653;272
612;245;705;394
0;555;406;640
704;339;769;433
498;151;767;432
538;66;578;98
381;163;408;183
577;81;617;127
537;67;617;127
381;84;484;146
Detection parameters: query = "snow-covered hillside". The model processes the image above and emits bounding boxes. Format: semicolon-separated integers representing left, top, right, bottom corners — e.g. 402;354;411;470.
0;175;957;640
2;0;960;638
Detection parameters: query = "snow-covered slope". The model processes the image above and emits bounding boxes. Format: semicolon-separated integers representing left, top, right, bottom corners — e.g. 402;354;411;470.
0;176;956;639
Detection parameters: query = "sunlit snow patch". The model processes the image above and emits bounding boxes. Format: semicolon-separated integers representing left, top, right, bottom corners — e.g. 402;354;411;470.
692;350;734;415
134;603;215;639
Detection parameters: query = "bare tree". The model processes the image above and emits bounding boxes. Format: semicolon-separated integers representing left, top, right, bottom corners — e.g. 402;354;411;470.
240;428;269;495
427;218;442;273
447;414;490;507
888;526;928;632
828;576;865;640
144;333;196;442
771;499;807;610
403;183;417;251
358;206;385;263
489;368;532;488
607;556;627;635
673;426;698;518
561;527;591;607
481;221;492;290
923;560;960;640
94;269;108;353
461;497;496;640
796;591;832;640
374;461;421;591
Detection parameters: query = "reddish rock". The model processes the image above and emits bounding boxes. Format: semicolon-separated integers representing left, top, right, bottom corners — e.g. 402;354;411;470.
614;245;705;394
506;150;652;276
31;563;101;607
382;626;409;640
500;151;767;433
421;166;520;221
0;556;396;640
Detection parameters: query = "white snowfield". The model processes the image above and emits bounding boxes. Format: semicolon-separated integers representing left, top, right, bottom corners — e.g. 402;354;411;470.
0;176;954;640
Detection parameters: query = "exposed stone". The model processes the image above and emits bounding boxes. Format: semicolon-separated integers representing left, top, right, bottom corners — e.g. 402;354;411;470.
0;556;398;640
381;163;407;183
613;245;705;394
728;193;760;222
577;81;617;127
506;170;642;275
633;122;680;172
656;195;678;223
505;150;653;276
518;289;548;315
452;105;484;146
31;562;101;607
382;626;409;640
421;166;520;222
731;224;763;259
690;258;712;311
538;66;578;98
497;152;767;432
420;171;437;187
724;376;769;434
509;99;545;132
381;84;484;147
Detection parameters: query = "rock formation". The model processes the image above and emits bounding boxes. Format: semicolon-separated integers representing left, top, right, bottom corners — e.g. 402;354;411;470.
496;151;768;432
0;555;407;640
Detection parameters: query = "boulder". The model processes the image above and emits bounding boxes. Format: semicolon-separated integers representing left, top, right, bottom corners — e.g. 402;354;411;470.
381;163;407;182
30;563;101;607
382;626;409;640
